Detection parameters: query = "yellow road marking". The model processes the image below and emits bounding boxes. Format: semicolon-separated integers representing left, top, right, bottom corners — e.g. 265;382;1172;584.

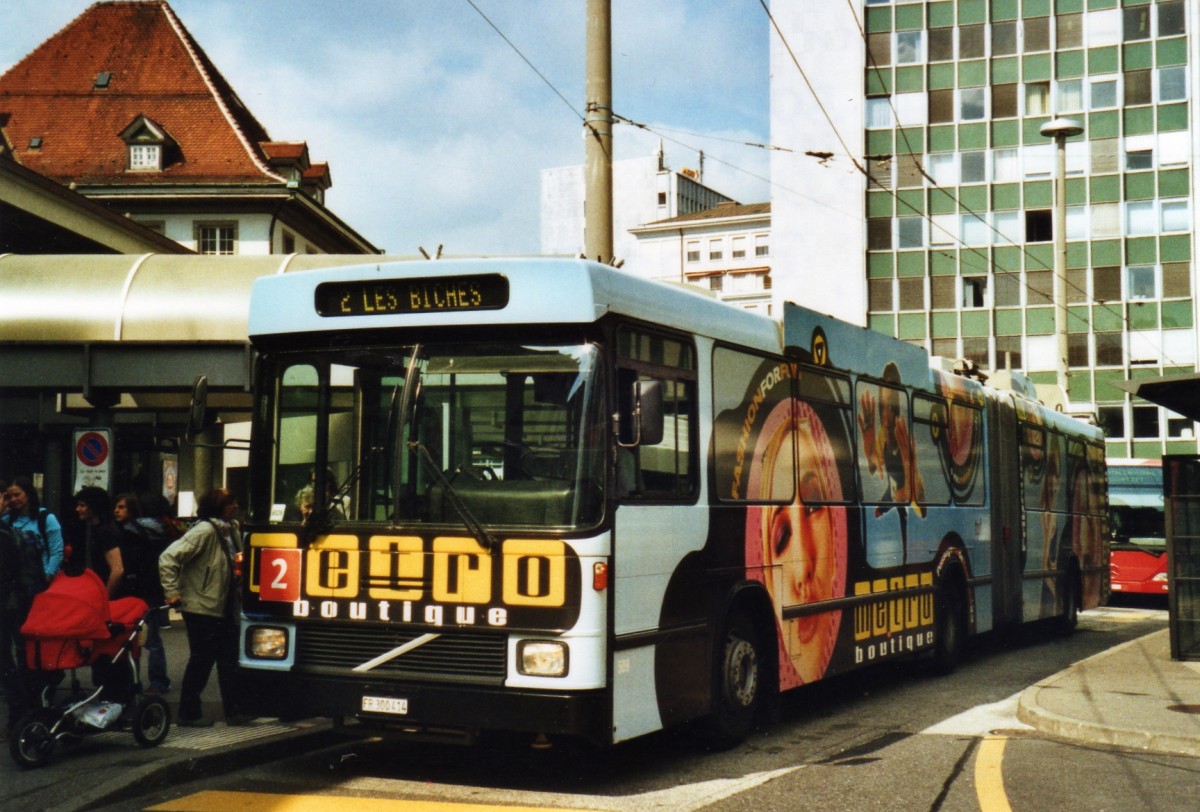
149;791;592;811
974;735;1013;812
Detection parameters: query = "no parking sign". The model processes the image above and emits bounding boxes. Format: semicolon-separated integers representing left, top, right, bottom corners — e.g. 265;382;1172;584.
74;428;112;492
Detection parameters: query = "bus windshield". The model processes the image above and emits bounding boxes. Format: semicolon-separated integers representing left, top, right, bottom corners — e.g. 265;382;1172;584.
259;342;606;532
1108;464;1165;551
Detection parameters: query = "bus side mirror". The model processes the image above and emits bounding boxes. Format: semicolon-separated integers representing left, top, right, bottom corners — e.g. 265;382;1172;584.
187;375;208;440
635;380;664;446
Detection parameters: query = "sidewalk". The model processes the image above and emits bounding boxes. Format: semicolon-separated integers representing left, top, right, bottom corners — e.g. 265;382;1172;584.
1017;628;1200;757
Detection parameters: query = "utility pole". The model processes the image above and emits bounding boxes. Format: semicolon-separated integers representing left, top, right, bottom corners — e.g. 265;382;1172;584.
1041;117;1084;399
584;0;613;264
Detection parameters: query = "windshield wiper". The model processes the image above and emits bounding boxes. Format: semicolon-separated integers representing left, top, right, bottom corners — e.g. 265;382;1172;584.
410;441;499;553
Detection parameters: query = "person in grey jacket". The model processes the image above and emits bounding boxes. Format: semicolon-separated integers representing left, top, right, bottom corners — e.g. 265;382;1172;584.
159;488;251;727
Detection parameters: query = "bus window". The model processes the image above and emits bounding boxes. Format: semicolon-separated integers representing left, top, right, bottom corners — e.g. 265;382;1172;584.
712;348;795;503
856;379;912;508
912;395;952;507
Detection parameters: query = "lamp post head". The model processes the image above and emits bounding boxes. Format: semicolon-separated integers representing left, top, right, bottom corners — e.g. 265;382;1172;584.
1040;117;1084;141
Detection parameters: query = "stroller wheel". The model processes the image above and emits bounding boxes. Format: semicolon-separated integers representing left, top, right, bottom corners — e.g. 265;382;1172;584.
9;711;57;769
131;695;171;747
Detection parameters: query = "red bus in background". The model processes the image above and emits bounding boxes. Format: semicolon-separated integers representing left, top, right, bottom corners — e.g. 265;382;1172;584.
1107;459;1168;595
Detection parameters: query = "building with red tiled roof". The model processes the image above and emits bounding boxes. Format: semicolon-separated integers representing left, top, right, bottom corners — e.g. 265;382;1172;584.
631;200;773;315
0;0;377;254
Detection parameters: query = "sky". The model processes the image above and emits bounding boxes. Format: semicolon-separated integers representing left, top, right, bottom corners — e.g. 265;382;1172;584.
0;0;772;256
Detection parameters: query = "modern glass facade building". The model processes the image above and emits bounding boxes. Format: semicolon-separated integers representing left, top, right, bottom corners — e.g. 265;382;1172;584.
770;0;1198;460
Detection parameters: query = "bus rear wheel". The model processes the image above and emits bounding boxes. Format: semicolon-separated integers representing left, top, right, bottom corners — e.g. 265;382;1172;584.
700;610;762;749
931;577;965;675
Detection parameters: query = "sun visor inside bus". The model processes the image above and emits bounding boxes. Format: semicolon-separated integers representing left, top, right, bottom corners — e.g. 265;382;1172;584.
1109;491;1164;509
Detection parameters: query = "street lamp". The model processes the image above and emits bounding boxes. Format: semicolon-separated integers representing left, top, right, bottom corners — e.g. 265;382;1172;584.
1040;117;1084;400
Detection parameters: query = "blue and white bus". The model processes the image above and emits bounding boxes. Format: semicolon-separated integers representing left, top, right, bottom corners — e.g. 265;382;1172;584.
233;257;1107;746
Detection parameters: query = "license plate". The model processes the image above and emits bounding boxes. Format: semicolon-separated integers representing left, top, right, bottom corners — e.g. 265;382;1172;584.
361;695;408;715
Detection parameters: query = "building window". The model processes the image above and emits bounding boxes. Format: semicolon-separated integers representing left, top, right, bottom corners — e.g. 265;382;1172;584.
928;27;954;62
869;278;894;311
897;216;924;248
1163;262;1191;298
996;335;1022;369
1124;6;1151;42
994;272;1021;306
1095;332;1123;366
1162;199;1189;233
1126;200;1155;236
1125;146;1153;171
992;21;1017;55
962;276;987;308
959;25;985;58
867;31;891;66
1125;70;1152;105
1027;271;1053;305
1090;77;1118;109
993;148;1019;182
868;218;892;250
896;30;923;64
128;144;161;171
930;276;955;309
1132;406;1160;439
1168;416;1194;439
686;241;700;262
1024;16;1050;52
1093;266;1122;302
1057;13;1083;49
959;87;986;121
731;236;746;259
928;153;956;185
960;213;990;245
196;222;236;255
1066;205;1088;240
929;89;955;124
708;239;723;261
1099;406;1126;438
1025;210;1052;242
898;278;924;310
1025;82;1050;116
762;273;772;291
1159;66;1187;103
709;274;723;292
657;192;667;206
754;235;769;257
992;83;1019;118
866;97;893;129
1127;265;1157;300
960;150;986;183
1159;1;1186;37
1056;79;1083;113
993;210;1020;244
1067;333;1089;367
282;232;296;253
962;337;989;369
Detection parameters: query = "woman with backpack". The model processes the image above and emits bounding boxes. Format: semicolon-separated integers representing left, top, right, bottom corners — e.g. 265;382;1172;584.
3;477;63;585
114;493;171;695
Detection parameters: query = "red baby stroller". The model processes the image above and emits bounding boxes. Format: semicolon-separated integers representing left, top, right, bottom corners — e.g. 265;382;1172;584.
8;568;171;768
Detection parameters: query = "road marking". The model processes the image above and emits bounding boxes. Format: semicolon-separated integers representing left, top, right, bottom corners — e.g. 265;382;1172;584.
974;735;1012;812
921;692;1031;736
148;791;588;811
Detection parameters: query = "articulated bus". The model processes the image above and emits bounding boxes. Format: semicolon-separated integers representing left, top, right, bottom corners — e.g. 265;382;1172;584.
233;258;1108;747
1107;459;1168;595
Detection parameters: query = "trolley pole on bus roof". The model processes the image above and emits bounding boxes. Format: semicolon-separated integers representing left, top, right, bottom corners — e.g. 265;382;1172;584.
584;0;613;264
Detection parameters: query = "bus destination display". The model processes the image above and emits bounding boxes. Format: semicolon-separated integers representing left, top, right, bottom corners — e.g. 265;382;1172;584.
315;274;509;317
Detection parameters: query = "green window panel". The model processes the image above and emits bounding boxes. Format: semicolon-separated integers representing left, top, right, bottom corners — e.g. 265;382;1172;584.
896;65;924;92
866;69;892;96
895;3;924;30
898;188;925;215
1066;177;1087;206
1158;38;1188;67
1024;181;1052;207
1087;110;1120;138
929;125;957;152
868;252;895;278
1056;50;1085;78
1068;371;1092;403
959;185;988;211
1160;169;1189;198
1124;172;1156;200
1023;53;1052;82
898;250;926;277
1158;103;1188;133
868;191;894;218
932;311;958;337
993;183;1021;210
1094;370;1125;402
961;310;989;337
991;0;1018;20
1067;306;1090;333
929;2;956;28
995;246;1022;271
1166;440;1199;455
1161;235;1191;263
867;129;893;155
992;119;1020;147
1026;307;1055;335
1068;242;1089;268
1023;117;1051;143
958;60;987;87
897;313;927;340
1132;442;1163;459
1162;300;1193;328
929;62;956;90
1025;243;1053;270
931;249;957;275
1088;46;1119;74
869;314;897;337
1057;0;1084;12
1123;42;1153;71
930;187;958;214
1028;372;1056;387
959;123;987;149
1024;0;1051;16
1090;174;1120;203
1085;0;1118;8
1093;303;1123;331
1127;237;1158;264
959;0;986;24
992;56;1020;84
866;7;892;33
995;308;1023;335
1129;302;1159;330
898;127;925;151
1124;106;1155;135
1091;240;1122;267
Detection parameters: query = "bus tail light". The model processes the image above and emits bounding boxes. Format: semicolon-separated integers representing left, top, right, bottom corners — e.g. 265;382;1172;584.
247;625;290;660
593;561;608;591
517;640;568;677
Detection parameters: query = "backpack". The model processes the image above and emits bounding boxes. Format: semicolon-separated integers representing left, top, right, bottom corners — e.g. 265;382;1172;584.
4;508;51;604
122;519;168;604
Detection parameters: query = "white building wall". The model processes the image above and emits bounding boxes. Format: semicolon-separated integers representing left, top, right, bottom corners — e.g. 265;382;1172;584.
769;3;867;325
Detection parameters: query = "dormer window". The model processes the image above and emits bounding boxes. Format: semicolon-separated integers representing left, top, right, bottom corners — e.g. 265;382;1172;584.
119;114;175;173
94;71;112;90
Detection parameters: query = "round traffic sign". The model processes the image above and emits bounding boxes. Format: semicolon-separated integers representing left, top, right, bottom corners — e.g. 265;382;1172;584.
76;431;110;467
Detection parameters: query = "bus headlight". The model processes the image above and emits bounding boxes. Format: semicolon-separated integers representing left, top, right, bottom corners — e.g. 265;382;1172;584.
247;626;290;660
517;640;568;677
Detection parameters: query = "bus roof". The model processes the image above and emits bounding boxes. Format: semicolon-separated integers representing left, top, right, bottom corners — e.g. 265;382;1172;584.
248;257;781;352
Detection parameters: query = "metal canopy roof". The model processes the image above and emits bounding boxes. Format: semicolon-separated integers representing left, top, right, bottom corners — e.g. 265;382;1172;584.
1115;373;1200;422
